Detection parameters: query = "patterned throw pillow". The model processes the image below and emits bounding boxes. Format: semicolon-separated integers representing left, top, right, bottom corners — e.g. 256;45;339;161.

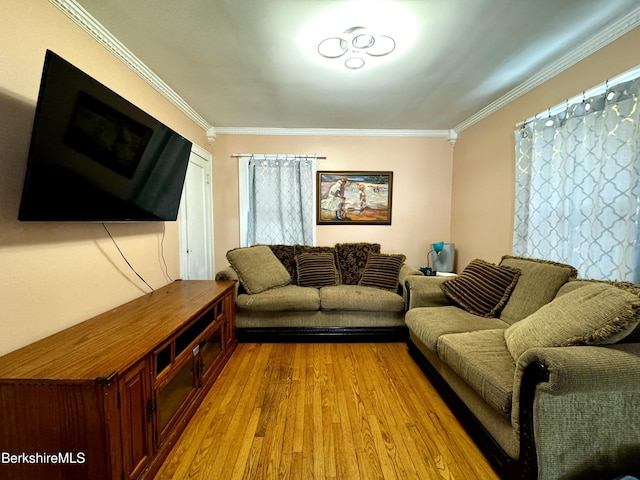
295;252;340;288
441;259;521;318
268;244;297;281
358;253;406;292
335;243;381;285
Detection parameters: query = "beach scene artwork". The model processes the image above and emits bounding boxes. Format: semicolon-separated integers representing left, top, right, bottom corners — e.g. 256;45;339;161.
317;171;393;225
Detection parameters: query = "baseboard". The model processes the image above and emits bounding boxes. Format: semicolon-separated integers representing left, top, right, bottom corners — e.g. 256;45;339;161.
236;326;408;343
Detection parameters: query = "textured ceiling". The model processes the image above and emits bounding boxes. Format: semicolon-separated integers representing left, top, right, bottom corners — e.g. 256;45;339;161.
75;0;640;131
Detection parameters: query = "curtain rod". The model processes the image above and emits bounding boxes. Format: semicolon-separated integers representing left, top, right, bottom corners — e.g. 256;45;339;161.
516;64;640;128
231;154;326;159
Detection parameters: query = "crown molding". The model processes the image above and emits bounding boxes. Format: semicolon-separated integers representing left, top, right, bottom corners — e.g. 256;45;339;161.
49;0;212;132
454;5;640;133
214;127;450;138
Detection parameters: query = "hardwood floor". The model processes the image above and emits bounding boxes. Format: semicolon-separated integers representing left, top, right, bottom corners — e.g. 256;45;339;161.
154;343;499;480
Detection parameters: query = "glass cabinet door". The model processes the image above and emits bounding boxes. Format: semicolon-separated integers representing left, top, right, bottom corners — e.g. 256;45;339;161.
156;353;197;434
198;324;223;386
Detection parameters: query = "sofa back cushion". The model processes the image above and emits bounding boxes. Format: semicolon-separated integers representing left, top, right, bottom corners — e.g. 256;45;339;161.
504;282;640;360
335;242;381;285
226;245;291;294
498;256;577;324
440;259;521;318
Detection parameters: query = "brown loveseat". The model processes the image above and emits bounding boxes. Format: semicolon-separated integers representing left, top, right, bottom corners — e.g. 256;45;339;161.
215;242;422;341
404;256;640;480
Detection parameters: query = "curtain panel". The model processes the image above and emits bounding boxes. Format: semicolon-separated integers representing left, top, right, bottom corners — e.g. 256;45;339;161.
514;78;640;283
246;155;315;246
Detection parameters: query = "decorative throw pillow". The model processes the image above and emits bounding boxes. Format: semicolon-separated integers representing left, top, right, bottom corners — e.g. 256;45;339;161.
295;252;340;288
226;245;291;294
268;244;297;281
335;242;381;285
294;245;338;283
358;253;406;291
440;259;521;318
504;282;640;361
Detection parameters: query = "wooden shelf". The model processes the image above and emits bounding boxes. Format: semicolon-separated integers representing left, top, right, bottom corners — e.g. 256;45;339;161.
0;280;237;480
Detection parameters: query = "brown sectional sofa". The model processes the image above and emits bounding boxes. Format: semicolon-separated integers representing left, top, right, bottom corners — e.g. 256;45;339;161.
404;256;640;480
215;242;422;341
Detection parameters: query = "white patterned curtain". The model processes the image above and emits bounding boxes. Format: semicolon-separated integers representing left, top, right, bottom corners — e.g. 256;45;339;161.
514;78;640;283
246;155;316;246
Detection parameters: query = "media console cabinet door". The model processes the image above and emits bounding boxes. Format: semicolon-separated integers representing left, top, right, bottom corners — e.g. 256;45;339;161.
0;382;112;480
119;358;153;480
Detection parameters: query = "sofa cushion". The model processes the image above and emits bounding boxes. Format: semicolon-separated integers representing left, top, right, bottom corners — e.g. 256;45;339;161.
236;285;320;311
498;256;577;324
295;252;340;288
335;242;381;285
268;244;297;281
504;282;640;361
359;253;406;291
440;259;520;318
438;329;515;417
320;285;405;312
227;245;291;294
405;306;509;352
555;279;640;343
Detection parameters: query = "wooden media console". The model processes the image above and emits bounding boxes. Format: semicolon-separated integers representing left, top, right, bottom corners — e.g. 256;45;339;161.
0;280;236;480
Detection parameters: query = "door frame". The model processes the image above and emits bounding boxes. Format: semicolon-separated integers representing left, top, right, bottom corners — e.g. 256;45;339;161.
178;143;214;280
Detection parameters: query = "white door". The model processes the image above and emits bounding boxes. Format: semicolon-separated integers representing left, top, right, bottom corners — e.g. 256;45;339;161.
179;144;214;280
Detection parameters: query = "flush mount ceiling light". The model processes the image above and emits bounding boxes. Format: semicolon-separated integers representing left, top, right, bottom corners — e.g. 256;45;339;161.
317;26;396;70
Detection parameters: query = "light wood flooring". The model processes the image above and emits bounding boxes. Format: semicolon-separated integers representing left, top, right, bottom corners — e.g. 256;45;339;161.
154;342;499;480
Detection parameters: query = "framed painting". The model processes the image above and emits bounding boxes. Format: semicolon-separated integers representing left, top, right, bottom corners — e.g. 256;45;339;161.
316;171;393;225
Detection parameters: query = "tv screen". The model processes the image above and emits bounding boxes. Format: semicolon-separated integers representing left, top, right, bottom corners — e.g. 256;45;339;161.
18;50;193;222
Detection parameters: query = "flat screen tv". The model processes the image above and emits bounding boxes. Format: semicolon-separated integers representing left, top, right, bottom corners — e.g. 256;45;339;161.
18;50;193;222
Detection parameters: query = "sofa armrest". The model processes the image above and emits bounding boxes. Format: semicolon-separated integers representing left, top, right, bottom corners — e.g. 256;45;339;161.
404;275;451;310
514;343;640;397
398;263;423;284
511;343;640;477
215;266;239;282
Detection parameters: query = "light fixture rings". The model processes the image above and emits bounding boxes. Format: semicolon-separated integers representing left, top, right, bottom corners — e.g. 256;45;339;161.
365;35;395;57
345;57;365;70
352;33;375;49
317;26;395;69
318;37;348;58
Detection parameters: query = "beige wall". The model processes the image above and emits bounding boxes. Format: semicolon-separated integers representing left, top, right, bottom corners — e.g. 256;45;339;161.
211;134;453;269
451;26;640;269
0;2;210;355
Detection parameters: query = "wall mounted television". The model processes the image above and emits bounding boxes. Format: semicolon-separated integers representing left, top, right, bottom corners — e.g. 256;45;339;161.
18;50;193;222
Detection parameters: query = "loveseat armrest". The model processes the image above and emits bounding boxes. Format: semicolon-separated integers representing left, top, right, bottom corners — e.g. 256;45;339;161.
404;275;452;310
215;266;239;282
398;263;423;284
512;343;640;478
397;264;423;299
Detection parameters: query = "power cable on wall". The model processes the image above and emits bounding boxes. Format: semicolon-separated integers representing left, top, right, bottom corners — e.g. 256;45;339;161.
160;222;173;282
102;223;154;292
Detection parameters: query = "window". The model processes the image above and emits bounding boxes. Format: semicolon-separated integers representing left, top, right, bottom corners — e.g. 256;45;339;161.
238;155;316;247
513;75;640;283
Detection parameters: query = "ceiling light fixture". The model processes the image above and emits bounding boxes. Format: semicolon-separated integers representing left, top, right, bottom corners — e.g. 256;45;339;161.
317;26;395;70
